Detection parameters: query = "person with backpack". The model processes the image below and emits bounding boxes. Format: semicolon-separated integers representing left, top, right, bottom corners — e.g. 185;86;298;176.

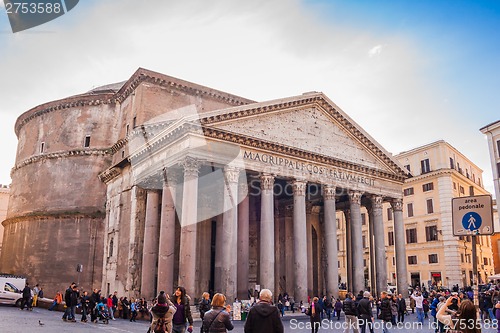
202;293;234;333
151;291;177;333
342;292;359;333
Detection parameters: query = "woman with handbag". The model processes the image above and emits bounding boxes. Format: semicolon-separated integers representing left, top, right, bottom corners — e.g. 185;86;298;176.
201;293;233;333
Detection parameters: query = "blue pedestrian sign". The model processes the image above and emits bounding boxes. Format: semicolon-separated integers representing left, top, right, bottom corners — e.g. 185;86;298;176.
461;212;482;231
452;195;493;236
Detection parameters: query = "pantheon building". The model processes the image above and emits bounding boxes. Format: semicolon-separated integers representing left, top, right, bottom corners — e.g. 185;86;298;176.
1;68;409;303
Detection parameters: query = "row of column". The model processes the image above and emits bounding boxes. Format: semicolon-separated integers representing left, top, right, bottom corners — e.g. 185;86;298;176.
138;158;409;301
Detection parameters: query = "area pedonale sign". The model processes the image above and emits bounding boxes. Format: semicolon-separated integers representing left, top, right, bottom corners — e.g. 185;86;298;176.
452;195;494;236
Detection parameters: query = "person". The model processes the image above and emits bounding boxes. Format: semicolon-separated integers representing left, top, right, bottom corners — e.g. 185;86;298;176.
397;294;406;323
323;296;332;320
199;292;211;324
202;293;234;333
342;292;359;333
48;291;63;311
411;291;424;324
81;290;90;322
290;296;295;314
130;297;138;322
390;295;398;325
379;292;392;333
171;286;194;333
277;300;285;317
437;296;481;333
357;291;374;333
122;296;130;319
20;282;32;311
112;291;118;320
306;297;321;333
151;291;177;333
334;298;343;320
90;289;101;323
62;283;77;322
32;284;40;307
244;289;284;333
107;294;115;320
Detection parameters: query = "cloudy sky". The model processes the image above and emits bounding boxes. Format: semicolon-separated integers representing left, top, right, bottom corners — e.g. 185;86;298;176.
0;0;499;195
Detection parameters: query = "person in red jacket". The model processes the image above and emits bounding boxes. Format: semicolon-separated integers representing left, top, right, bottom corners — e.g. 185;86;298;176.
244;289;283;333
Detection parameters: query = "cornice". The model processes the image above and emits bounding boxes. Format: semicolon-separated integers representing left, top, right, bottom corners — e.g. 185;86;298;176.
11;148;110;175
15;93;115;136
199;95;407;178
98;167;122;184
15;68;254;137
2;210;106;227
404;168;485;190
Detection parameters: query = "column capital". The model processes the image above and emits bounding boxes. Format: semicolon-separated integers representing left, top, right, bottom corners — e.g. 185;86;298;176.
370;195;384;210
323;185;336;200
260;174;275;191
181;157;201;179
292;180;307;197
348;191;362;205
391;198;403;212
224;166;240;184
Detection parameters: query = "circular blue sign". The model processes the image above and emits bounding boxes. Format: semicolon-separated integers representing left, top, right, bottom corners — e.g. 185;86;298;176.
462;212;482;231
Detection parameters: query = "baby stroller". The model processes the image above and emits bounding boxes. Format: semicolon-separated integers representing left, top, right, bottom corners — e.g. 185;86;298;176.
96;304;110;324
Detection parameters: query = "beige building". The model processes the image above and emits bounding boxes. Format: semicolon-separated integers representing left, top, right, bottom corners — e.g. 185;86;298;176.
337;140;495;290
0;185;9;259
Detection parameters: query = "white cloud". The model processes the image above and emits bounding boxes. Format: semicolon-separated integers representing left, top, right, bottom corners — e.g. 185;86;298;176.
368;44;383;57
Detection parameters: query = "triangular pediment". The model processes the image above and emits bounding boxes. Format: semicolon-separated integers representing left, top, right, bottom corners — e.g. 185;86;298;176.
200;93;408;178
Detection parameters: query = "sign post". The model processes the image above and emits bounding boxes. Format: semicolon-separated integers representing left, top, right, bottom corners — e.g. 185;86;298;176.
452;195;494;306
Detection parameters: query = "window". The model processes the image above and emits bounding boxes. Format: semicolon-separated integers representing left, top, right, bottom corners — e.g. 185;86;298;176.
421;159;431;174
392;257;395;266
108;238;114;258
497;163;500;178
133;116;137;128
406;228;417;244
408;256;417;265
460;186;465;194
429;254;438;264
388;231;394;246
337;238;340;250
404;164;411;172
469;186;475;197
84;135;91;148
422;182;434;192
387;208;393;221
427;199;434;214
484;258;488;266
453;182;457;190
450;157;455;169
497;140;500;158
126;124;129;135
425;226;438;241
4;282;18;293
40;142;45;153
361;213;366;225
121;151;125;159
466;254;471;263
338;261;341;268
407;203;414;217
461;254;464;263
363;259;367;267
336;218;340;229
404;187;414;196
362;235;367;249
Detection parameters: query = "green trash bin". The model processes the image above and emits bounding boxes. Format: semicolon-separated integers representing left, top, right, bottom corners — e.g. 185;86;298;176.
241;312;248;321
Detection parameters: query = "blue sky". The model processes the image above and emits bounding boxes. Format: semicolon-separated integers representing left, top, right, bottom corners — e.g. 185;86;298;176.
0;0;498;195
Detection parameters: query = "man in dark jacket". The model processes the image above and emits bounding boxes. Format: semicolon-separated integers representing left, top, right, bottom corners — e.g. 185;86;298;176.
397;294;407;323
20;282;32;310
379;292;392;333
244;289;284;333
357;291;374;333
343;293;358;333
62;283;77;322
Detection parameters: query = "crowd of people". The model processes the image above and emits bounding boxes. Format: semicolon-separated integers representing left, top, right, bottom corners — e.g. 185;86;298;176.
19;279;500;333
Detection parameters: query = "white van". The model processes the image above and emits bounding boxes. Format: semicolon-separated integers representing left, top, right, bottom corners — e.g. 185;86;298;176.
0;275;26;307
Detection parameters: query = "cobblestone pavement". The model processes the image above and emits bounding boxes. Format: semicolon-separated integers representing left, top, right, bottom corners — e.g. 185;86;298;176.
1;305;499;333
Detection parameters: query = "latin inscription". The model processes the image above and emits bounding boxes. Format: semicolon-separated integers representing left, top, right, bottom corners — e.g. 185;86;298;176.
243;151;375;186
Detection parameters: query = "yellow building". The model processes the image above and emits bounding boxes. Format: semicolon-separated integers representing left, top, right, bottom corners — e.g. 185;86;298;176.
337;140;494;291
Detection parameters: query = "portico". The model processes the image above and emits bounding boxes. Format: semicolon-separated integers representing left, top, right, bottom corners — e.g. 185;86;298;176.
100;92;409;302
